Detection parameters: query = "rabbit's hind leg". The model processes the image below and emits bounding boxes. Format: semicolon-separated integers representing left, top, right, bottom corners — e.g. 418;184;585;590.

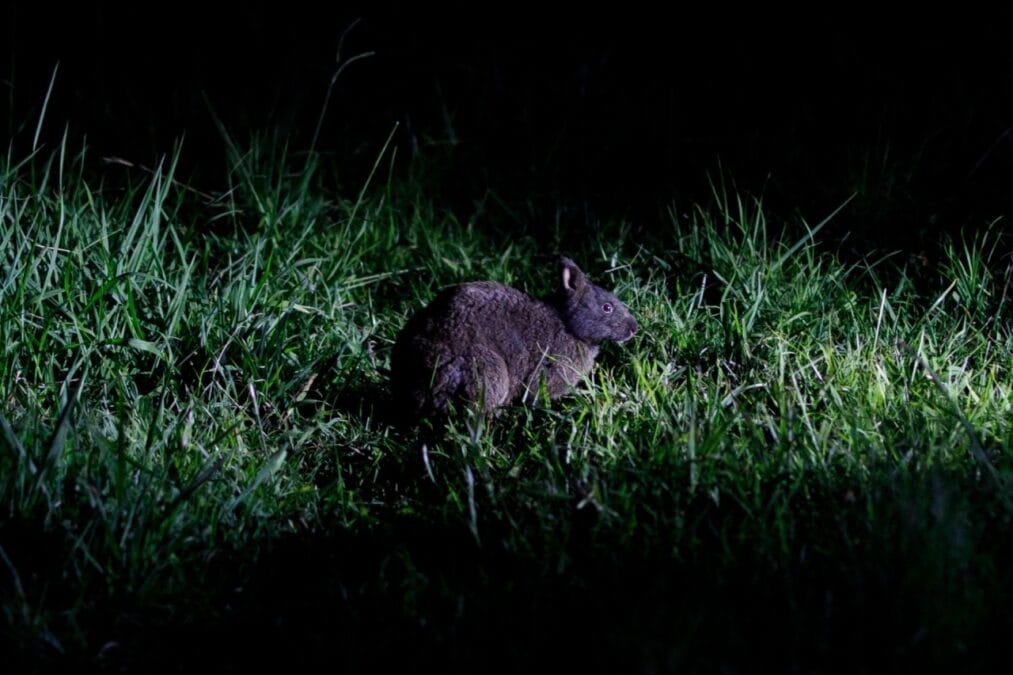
457;348;511;412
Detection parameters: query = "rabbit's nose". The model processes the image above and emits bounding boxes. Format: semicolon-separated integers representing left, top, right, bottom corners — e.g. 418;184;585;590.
617;318;638;343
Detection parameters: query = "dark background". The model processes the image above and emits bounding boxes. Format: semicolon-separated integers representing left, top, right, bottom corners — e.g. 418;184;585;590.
3;2;1012;245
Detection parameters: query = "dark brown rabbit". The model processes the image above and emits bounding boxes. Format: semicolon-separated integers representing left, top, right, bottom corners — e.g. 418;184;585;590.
391;257;637;417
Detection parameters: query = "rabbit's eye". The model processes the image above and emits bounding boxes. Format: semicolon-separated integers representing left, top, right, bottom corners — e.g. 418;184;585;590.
602;303;614;314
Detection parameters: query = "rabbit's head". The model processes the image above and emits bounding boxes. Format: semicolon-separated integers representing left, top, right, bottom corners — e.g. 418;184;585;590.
559;257;638;345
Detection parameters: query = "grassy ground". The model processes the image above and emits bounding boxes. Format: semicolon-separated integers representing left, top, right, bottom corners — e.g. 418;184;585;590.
1;135;1011;673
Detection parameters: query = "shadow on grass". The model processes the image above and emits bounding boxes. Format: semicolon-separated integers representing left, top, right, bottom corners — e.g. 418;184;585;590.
20;465;1012;674
309;346;407;430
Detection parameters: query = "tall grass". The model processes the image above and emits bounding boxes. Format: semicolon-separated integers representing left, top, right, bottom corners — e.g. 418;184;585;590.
1;134;1011;672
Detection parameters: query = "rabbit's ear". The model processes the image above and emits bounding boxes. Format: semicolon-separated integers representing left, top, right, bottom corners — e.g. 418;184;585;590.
561;257;586;293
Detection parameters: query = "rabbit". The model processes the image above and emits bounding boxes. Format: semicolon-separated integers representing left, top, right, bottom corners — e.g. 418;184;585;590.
391;256;637;418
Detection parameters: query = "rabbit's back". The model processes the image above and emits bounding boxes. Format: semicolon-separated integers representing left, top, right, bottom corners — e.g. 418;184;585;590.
391;281;597;416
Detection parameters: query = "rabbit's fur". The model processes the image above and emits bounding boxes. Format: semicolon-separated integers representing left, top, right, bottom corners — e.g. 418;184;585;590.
391;257;637;417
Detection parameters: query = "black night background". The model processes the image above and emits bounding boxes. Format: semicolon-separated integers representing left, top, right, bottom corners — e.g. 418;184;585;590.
6;4;1012;240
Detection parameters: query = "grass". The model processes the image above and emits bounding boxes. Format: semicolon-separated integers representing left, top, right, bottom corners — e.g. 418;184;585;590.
1;133;1011;673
